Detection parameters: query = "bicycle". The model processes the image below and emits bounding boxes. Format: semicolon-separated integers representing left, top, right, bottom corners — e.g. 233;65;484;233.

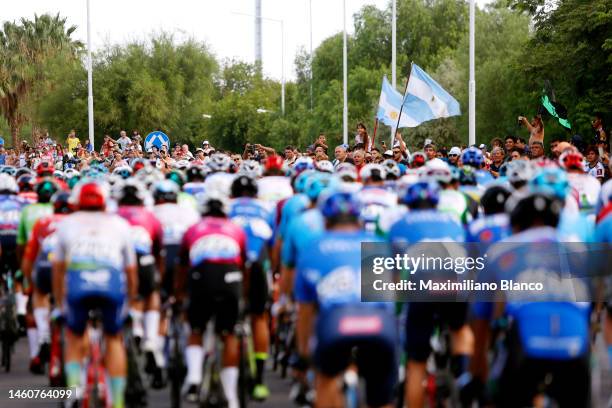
426;325;459;408
124;315;148;408
163;299;186;408
81;309;110;408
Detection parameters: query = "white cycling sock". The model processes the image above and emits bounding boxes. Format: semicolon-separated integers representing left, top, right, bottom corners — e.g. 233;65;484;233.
27;328;39;358
130;309;144;339
33;308;50;344
15;292;28;316
220;367;239;408
185;345;203;385
143;310;160;351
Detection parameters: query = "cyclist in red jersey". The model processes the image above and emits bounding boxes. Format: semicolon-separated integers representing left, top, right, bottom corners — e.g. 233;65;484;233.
177;190;247;407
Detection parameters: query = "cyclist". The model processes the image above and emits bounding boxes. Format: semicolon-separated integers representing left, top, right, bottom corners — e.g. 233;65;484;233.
166;169;198;210
387;181;473;408
426;158;476;225
357;163;397;233
258;155;293;208
183;165;207;196
467;185;512;244
461;146;494;187
0;174;26;278
229;175;275;401
52;180;137;408
204;153;235;197
21;191;74;374
176;190;246;407
505;160;536;192
560;149;601;218
16;174;37;203
295;189;397;407
114;178;165;386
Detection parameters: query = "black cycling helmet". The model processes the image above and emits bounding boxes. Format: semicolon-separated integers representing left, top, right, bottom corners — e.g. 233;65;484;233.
186;166;206;183
231;175;258;198
51;191;73;214
15;168;35;179
35;179;59;203
509;193;563;232
480;185;511;215
17;174;36;192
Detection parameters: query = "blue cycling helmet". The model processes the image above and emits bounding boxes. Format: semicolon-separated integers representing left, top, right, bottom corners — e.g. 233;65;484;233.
318;190;361;219
294;169;315;193
293;157;315;175
401;181;440;207
529;167;570;200
304;172;332;202
461;147;484;168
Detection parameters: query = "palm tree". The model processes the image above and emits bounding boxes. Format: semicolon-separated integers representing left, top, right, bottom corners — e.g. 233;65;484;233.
0;14;82;147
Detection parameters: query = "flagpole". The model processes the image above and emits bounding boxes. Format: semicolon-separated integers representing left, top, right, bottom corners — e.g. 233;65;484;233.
391;0;396;143
371;118;378;150
342;0;348;146
86;0;94;150
392;62;413;148
468;0;476;146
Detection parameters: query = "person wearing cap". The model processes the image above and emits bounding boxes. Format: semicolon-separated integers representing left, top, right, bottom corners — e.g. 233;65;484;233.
448;147;461;167
202;140;214;155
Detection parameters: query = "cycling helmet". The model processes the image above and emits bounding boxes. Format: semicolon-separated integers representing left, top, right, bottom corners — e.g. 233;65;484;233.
152;180;180;204
461;147;484;168
112;166;133;180
382;159;401;180
113;178;148;205
506;160;536;188
293;157;314;174
423;158;452;184
231;175;258;198
318;190;361;220
401;180;440;207
207;153;231;173
360;164;386;183
72;180;109;210
185;165;206;182
480;185;512;215
36;161;54;177
529;167;570;200
315;160;334;173
35;179;59;203
17;174;36;192
238;160;262;179
64;168;80;178
53;170;66;182
0;173;18;194
197;189;230;216
304;172;332;202
89;163;108;174
1;166;17;176
509;192;563;231
132;158;149;173
336;163;358;182
174;160;190;171
51;191;73;214
559;150;584;171
135;167;164;188
293;170;315;194
264;155;284;173
410;151;427;168
166;170;187;188
15;168;35;179
66;173;81;190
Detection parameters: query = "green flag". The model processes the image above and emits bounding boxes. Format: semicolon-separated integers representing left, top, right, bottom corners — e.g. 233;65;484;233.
541;94;571;129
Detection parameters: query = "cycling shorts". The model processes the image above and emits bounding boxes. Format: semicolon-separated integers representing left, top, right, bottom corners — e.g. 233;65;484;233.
187;263;242;335
404;302;468;362
0;244;18;275
248;261;269;315
314;305;397;407
497;324;590;408
137;254;158;298
65;294;127;335
33;265;52;295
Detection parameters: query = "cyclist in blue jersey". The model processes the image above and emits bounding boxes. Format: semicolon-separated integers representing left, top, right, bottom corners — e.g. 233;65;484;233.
387;181;473;408
594;206;612;379
461;146;494;186
467;185;512;243
295;189;397;407
0;174;26;274
53;181;138;408
473;192;591;407
229;175;275;401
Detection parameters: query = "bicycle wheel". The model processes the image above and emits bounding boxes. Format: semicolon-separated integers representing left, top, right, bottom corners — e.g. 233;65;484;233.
2;335;11;372
169;325;184;408
238;333;250;408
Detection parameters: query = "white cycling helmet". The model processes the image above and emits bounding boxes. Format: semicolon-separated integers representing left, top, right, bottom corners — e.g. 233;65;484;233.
238;160;262;179
112;178;149;205
360;163;387;183
64;168;81;179
423;158;452;184
382;159;401;179
173;160;190;171
0;173;18;194
196;189;230;216
315;160;334;173
135;166;164;188
207;153;231;173
336;162;358;182
506;160;536;186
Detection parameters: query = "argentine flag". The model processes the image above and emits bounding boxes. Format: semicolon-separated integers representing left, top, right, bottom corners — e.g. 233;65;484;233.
402;64;461;125
376;76;420;128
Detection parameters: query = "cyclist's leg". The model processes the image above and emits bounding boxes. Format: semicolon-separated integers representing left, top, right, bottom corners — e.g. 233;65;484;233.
249;261;270;398
102;295;128;408
184;270;211;397
445;302;473;377
605;304;612;368
404;302;436;408
64;295;89;395
547;357;590;408
32;266;52;361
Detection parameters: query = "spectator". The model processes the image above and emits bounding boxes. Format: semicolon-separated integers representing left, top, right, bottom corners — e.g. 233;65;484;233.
131;135;143;152
284;145;296;166
447;146;461;166
132;129;142;140
314;145;328;161
392;146;408;166
0;145;6;165
519;114;545;145
181;144;194;160
570;134;586;154
509;147;527;161
100;135;115;158
116;130;131;151
592;112;608;146
584;145;605;181
355;123;370;151
333;145;348;168
516;137;527;151
490;138;503;149
370;147;382;163
352;149;366;174
193;148;206;164
424;143;437;161
489;147;505;178
202;140;214;155
43;131;54;146
66;129;80;154
383;150;394;160
504;136;516;154
549;136;565;159
530;141;545;159
314;133;328;151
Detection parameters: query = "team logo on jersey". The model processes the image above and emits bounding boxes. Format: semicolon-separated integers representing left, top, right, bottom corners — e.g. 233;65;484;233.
316;266;358;303
189;233;240;265
130;225;153;254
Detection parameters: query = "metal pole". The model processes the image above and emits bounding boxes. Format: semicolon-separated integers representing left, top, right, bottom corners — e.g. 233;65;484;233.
468;0;476;146
86;0;94;150
309;0;313;111
342;0;348;145
391;0;397;147
281;20;285;115
255;0;262;64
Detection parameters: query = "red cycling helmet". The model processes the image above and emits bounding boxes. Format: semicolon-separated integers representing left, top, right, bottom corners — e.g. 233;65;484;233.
36;161;54;177
75;181;108;210
559;150;584;171
264;155;284;172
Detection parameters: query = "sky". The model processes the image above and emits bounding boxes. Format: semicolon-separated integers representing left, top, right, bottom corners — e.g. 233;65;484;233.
2;0;490;81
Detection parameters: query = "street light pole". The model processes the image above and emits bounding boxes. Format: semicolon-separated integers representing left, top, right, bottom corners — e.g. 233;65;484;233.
391;0;396;146
342;0;348;145
469;0;476;146
86;0;94;149
309;0;313;111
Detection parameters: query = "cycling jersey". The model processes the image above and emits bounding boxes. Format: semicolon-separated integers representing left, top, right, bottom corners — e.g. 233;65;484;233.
257;176;293;209
54;212;136;335
594;214;612;242
277;193;309;240
229;197;274;263
153;203;200;247
0;195;27;248
18;191;37;204
281;208;324;268
584;161;605;179
388;209;465;243
467;213;510;243
117;206;164;256
438;189;472;225
183;181;206;196
567;172;601;216
203;172;235;197
17;203;53;246
177;191;198;210
357;186;397;233
475;169;495;186
180;216;246;268
557;209;594;242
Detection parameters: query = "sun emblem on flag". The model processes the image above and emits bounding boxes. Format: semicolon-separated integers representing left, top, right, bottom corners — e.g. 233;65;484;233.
390;111;399;120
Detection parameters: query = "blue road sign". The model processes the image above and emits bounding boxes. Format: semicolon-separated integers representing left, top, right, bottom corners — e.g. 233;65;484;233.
145;131;170;151
0;136;4;146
